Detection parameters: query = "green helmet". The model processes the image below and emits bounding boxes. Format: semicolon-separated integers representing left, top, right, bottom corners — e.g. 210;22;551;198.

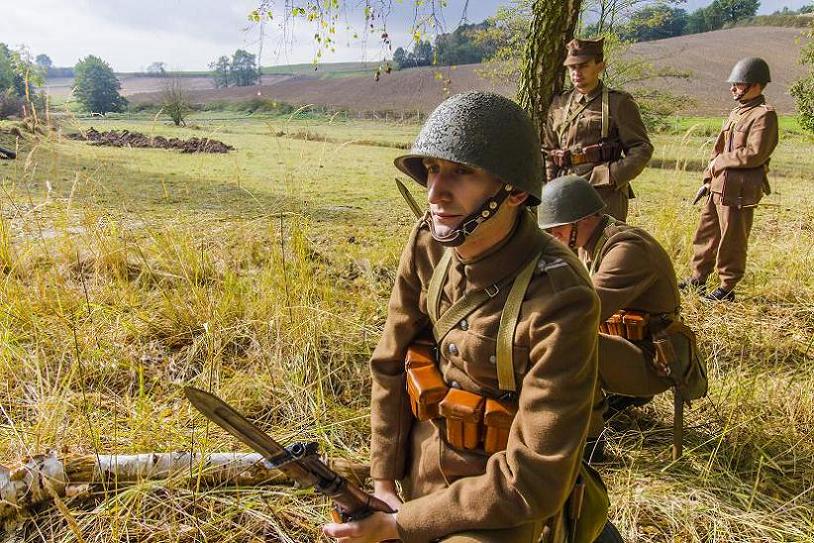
727;57;771;85
394;91;543;205
537;175;605;229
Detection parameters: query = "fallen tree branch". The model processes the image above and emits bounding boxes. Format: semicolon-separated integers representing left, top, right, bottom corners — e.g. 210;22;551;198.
0;451;369;521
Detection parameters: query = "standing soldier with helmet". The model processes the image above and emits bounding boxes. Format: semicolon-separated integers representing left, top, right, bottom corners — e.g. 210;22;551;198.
542;38;653;221
538;175;708;462
323;92;621;542
681;57;779;302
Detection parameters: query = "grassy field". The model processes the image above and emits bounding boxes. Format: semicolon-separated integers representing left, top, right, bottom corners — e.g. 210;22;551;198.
1;112;813;542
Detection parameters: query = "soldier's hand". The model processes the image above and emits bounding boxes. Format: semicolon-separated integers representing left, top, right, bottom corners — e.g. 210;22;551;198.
322;511;399;542
373;480;403;511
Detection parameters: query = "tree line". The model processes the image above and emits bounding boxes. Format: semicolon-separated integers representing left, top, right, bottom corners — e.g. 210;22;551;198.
609;0;811;43
393;21;499;69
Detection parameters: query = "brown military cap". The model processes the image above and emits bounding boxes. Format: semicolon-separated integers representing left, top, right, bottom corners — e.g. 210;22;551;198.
564;38;604;66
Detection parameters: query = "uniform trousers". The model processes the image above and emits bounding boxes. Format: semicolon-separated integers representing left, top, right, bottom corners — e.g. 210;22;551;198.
690;193;755;290
588;333;673;437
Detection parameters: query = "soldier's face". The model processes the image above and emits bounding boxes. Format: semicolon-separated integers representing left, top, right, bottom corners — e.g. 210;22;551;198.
568;59;605;92
730;82;761;101
547;225;572;245
423;158;503;237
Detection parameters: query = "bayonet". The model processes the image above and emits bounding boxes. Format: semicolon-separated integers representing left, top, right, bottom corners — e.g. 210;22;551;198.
184;386;394;522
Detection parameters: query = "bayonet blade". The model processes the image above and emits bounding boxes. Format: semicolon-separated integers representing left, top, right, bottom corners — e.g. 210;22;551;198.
396;178;425;219
184;386;314;483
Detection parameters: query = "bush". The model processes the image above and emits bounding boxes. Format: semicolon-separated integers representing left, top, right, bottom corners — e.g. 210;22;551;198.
161;79;191;126
73;55;127;114
0;88;24;119
791;76;814;134
792;26;814;135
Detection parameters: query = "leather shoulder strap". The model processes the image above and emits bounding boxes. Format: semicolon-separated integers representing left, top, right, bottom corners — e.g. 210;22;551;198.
601;85;610;140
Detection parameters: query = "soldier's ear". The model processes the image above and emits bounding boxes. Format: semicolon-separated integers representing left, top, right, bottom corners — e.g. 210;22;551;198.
507;191;529;207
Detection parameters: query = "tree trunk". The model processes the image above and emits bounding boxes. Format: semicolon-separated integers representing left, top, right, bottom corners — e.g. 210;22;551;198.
0;451;369;521
517;0;583;140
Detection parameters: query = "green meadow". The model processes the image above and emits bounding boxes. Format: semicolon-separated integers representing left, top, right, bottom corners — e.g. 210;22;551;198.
1;112;812;541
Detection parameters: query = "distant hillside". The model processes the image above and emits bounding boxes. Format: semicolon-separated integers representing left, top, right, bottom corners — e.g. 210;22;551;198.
123;26;807;116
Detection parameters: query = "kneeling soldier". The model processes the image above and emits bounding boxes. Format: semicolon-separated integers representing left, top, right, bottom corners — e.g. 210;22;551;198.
539;175;708;461
323;94;620;542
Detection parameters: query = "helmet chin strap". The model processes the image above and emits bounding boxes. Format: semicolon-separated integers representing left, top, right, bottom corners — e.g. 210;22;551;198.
428;184;514;247
568;223;579;250
733;83;752;102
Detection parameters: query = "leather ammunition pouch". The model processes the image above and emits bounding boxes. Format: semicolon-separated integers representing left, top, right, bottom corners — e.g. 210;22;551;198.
439;389;485;450
405;342;448;421
405;348;518;453
549;141;623;170
602;310;708;401
600;309;649;341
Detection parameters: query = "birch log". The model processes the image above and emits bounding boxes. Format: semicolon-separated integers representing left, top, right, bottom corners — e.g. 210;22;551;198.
0;451;369;521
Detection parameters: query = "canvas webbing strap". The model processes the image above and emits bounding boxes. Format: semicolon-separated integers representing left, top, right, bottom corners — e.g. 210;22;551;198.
601;86;610;140
428;257;517;345
495;252;542;392
395;178;424;219
427;250;453;324
588;216;618;276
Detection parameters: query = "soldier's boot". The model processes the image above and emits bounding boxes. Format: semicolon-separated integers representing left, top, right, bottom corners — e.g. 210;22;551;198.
604;394;653;420
594;521;624;543
704;286;735;302
678;276;706;294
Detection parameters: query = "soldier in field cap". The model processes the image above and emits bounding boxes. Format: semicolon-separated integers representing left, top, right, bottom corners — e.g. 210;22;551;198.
542;37;653;221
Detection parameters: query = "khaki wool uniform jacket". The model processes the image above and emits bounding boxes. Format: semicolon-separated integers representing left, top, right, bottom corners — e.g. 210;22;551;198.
369;211;600;543
580;218;679;435
542;82;653;221
690;95;779;290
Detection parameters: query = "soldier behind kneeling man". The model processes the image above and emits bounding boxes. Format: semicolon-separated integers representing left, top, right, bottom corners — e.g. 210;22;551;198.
681;57;779;302
542;38;653;222
539;175;708;462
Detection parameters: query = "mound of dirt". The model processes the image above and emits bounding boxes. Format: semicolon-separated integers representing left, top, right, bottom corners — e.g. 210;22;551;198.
67;128;234;153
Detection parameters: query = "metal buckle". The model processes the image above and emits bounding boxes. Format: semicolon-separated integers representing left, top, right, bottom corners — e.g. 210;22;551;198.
485;284;500;298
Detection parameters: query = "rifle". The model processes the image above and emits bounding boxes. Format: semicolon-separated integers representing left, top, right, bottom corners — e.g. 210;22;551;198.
692;184;709;205
0;145;16;160
184;386;395;522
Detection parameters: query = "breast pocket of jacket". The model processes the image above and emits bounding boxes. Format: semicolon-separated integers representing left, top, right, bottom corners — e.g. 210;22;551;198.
458;330;530;390
575;113;602;142
732;124;750;149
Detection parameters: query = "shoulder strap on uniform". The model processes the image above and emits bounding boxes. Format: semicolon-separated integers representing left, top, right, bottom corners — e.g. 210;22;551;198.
601;85;610;140
495;252;542;392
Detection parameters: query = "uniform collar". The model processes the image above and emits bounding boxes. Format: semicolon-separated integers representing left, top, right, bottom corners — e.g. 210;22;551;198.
453;210;542;290
736;94;765;112
575;80;604;104
583;214;613;261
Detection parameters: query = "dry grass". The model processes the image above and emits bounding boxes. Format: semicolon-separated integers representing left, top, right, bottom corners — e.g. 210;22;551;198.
1;113;813;541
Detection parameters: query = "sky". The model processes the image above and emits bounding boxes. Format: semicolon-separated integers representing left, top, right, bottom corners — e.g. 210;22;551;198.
0;0;808;72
